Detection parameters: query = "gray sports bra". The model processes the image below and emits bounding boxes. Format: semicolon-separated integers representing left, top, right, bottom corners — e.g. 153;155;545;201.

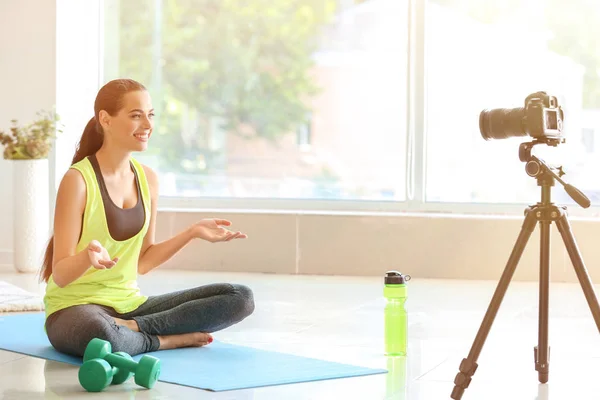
88;154;145;241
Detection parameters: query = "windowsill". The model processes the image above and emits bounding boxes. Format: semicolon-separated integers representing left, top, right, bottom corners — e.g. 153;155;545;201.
157;204;600;221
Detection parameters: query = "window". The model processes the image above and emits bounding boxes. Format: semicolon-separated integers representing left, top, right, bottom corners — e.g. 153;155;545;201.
98;0;600;213
425;0;600;207
581;128;594;154
102;0;408;202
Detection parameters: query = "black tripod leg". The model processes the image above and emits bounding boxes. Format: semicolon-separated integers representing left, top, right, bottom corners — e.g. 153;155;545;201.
451;210;538;400
535;219;550;384
555;212;600;331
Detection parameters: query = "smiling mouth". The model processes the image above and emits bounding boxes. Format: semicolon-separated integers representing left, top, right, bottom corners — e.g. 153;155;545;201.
134;133;150;142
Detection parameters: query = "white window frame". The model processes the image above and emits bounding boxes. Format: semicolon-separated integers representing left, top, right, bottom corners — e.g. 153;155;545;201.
51;0;600;219
51;0;105;228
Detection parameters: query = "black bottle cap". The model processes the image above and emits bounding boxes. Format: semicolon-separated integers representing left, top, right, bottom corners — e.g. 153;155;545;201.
385;270;411;284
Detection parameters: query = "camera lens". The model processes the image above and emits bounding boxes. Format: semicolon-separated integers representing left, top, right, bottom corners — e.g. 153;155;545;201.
479;107;527;140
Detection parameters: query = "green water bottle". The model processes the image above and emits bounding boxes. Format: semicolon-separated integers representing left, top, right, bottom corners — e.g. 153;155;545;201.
384;270;410;356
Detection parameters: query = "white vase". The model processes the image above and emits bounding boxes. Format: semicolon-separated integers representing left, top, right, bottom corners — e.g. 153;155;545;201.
13;159;50;273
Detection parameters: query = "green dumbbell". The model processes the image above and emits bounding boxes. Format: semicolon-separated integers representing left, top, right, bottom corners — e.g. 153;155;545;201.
78;338;161;392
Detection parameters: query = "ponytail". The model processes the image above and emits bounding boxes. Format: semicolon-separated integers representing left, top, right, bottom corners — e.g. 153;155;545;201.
40;236;54;283
71;116;104;164
39;116;104;283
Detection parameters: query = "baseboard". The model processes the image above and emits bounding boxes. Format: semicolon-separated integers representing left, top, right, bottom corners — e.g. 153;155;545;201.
0;249;13;272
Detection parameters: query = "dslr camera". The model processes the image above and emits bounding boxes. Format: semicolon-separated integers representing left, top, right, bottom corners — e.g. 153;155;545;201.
479;91;564;145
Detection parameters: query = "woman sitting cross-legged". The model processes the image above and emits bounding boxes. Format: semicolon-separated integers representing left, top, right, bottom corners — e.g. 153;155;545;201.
41;78;255;357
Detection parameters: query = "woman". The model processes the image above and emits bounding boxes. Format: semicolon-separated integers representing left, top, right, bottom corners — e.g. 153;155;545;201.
41;78;254;357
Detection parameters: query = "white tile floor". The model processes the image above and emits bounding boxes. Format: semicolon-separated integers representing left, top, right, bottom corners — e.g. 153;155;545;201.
1;270;600;399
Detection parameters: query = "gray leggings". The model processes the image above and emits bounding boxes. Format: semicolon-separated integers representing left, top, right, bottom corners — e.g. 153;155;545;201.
45;283;255;357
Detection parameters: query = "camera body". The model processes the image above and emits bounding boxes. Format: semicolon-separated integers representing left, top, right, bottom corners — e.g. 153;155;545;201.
480;91;564;144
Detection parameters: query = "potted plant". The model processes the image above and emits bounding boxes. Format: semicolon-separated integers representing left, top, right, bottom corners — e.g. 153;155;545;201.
0;110;61;160
0;110;62;273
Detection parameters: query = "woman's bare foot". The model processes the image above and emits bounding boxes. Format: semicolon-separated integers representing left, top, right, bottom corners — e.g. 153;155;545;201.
114;317;140;332
157;332;213;350
112;317;213;350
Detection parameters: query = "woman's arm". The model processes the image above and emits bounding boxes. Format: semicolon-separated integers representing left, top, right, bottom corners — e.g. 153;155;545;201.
137;227;196;275
51;170;96;287
137;165;247;275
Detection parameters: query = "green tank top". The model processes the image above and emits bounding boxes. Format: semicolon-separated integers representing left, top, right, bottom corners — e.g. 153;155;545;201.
43;156;150;320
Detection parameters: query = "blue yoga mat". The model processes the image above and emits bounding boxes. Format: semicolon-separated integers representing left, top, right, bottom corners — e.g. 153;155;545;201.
0;313;386;391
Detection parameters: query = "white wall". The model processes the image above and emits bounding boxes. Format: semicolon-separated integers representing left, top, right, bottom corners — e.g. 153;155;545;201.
153;209;600;284
0;0;57;269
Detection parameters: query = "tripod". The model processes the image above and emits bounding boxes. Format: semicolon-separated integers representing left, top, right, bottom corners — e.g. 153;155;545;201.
451;141;600;399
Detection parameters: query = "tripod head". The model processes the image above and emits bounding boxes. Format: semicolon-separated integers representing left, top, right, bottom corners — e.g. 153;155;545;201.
518;140;591;209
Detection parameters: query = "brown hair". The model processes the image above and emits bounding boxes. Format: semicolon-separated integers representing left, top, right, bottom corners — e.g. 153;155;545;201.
39;78;147;283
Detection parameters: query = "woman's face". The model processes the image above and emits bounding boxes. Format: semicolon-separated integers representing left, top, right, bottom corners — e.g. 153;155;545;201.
101;90;154;152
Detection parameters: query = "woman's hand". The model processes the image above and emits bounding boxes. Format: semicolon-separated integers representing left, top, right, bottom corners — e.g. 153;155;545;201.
87;240;118;269
191;219;248;243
